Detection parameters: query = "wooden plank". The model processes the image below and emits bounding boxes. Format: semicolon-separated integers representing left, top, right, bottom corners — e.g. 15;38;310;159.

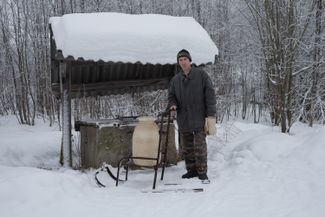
51;77;170;97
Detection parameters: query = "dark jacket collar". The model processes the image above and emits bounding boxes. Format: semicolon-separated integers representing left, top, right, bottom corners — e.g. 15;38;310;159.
180;67;194;80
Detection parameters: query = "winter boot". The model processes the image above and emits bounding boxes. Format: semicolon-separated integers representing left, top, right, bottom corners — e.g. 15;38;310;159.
181;170;198;179
198;173;209;180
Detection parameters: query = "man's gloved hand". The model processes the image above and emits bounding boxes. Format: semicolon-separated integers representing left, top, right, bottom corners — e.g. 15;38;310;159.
170;105;177;120
205;116;216;135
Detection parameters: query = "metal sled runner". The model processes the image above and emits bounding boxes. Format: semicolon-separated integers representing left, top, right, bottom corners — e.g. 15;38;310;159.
115;110;172;189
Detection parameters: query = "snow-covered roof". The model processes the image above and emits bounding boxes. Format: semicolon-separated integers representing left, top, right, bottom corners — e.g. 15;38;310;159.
49;12;218;65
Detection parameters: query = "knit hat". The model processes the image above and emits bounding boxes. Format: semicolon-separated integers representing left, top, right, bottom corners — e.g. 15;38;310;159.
177;49;192;62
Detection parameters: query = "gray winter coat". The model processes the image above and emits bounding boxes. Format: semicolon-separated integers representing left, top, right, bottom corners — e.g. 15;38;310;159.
168;67;216;132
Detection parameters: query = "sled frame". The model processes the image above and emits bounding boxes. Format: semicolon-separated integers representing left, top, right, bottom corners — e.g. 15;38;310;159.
116;110;172;189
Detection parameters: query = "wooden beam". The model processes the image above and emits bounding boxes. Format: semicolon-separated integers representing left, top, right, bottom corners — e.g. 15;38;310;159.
60;61;72;167
51;78;170;96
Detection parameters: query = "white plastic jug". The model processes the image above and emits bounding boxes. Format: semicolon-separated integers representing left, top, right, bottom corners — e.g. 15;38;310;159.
132;116;159;166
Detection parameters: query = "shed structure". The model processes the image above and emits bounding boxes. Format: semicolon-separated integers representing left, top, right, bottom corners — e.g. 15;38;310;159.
49;12;218;167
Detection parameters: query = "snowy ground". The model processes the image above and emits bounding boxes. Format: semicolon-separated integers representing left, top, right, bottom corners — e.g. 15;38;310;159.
1;116;324;217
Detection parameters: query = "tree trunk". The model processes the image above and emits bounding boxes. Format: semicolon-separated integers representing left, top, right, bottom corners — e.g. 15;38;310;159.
309;0;323;126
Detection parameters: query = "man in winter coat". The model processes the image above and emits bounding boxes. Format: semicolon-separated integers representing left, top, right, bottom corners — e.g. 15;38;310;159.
168;49;216;181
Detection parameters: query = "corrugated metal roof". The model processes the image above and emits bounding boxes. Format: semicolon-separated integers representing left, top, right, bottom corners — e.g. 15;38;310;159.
49;13;217;97
51;58;177;97
49;13;218;65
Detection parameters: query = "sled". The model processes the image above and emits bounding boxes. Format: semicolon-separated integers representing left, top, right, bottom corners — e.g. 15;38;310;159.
115;110;172;189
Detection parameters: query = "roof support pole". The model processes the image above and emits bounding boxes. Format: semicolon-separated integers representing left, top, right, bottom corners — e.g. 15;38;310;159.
59;61;72;167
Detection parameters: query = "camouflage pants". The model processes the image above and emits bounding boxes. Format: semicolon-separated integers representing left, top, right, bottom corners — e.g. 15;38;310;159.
181;131;207;175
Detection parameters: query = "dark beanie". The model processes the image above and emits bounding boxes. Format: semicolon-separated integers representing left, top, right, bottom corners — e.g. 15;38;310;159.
177;49;192;62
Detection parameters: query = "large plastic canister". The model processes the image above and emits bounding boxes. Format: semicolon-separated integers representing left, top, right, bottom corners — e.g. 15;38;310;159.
132;116;159;166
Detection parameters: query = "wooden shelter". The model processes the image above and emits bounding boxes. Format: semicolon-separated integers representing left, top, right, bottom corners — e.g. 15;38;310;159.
49;12;218;167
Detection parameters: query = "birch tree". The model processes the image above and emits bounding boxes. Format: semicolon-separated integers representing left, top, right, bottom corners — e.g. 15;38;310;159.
308;0;324;126
244;0;315;132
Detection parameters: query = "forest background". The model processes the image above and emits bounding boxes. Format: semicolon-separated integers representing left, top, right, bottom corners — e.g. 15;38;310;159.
0;0;324;133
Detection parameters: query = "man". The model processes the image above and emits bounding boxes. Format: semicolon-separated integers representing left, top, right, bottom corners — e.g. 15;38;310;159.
168;49;216;181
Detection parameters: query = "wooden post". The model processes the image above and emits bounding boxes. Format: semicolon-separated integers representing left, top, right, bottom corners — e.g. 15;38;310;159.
60;61;72;167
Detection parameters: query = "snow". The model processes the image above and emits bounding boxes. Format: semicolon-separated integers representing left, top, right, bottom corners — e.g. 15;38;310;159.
49;13;218;64
1;116;325;217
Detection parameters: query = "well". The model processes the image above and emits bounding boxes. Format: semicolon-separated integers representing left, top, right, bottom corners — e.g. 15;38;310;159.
76;117;178;168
